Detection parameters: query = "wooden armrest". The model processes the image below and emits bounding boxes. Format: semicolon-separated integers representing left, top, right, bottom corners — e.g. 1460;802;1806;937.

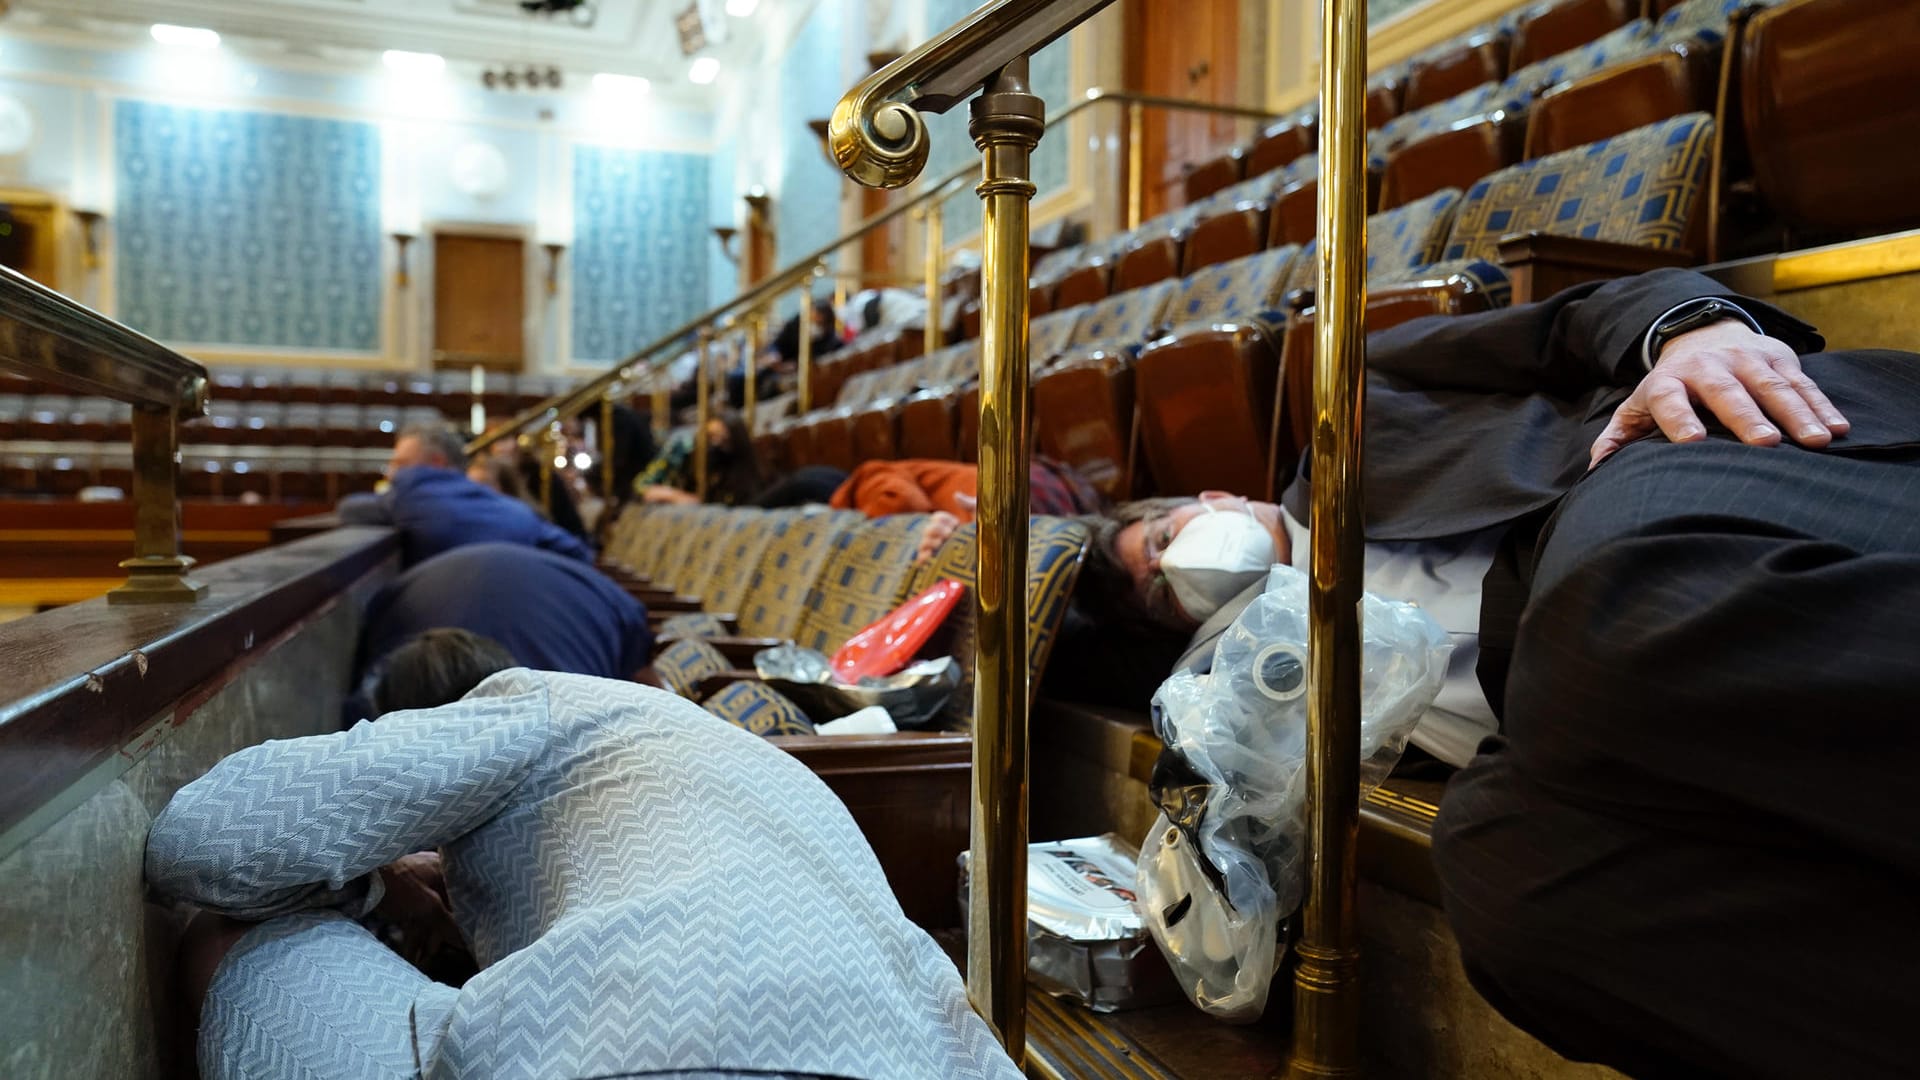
1496;231;1696;304
707;636;788;667
632;593;704;613
693;670;762;699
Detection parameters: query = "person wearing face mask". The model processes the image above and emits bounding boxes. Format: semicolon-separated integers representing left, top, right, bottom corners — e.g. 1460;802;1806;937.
1069;266;1920;1080
1078;492;1501;767
633;409;765;506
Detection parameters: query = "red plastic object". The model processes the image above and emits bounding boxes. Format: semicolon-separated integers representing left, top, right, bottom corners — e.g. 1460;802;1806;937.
830;579;968;682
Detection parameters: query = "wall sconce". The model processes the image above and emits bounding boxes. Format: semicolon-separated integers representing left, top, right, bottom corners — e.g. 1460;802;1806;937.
712;226;740;265
806;118;832;164
542;242;566;295
391;232;417;288
866;51;903;72
743;187;772;218
74;209;106;272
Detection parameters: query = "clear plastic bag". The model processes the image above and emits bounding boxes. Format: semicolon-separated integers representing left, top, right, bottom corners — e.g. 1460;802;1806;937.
1137;563;1452;1021
753;643;962;729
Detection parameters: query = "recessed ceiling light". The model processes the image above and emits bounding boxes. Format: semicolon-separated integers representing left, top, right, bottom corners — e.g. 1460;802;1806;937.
382;49;445;75
150;24;220;50
688;56;720;85
592;73;651;95
724;0;760;16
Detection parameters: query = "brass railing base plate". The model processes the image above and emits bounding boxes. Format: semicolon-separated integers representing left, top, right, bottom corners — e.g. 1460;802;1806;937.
108;557;208;605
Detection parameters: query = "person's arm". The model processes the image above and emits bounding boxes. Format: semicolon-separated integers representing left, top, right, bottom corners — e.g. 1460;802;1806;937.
145;681;551;920
336;490;395;525
534;516;595;563
631;436;689;494
1366;268;1823;397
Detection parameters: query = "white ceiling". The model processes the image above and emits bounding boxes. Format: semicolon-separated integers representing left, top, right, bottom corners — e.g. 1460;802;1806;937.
7;0;769;105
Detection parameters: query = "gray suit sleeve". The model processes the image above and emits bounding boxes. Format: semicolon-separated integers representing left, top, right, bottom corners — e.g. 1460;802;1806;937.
336;491;395;526
145;682;551;919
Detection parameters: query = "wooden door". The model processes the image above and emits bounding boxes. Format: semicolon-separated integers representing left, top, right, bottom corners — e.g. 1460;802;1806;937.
1127;0;1242;221
0;201;61;288
432;232;525;371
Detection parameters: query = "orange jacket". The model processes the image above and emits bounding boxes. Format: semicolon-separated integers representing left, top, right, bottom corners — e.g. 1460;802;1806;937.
830;460;980;522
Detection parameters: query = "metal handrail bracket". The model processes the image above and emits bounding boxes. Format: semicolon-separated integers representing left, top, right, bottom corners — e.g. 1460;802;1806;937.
0;265;210;604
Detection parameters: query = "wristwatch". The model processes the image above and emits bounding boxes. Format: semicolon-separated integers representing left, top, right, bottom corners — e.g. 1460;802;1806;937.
1642;297;1765;370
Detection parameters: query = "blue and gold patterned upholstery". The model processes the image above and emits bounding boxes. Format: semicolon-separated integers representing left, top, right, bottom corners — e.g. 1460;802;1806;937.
1652;0;1780;47
1288;188;1463;293
1029;307;1086;363
1063;279;1182;351
791;514;932;654
1396;256;1515;308
736;508;863;638
651;636;731;698
657;611;730;640
668;508;744;595
619;504;706;581
1503;19;1653;96
1162;244;1305;334
1196;153;1318;213
921;341;981;390
1371;82;1529;158
1440;113;1715;263
702;679;818;737
695;509;793;615
900;515;1090;730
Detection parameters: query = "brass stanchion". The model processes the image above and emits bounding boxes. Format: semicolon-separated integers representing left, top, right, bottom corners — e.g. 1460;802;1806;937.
1287;0;1367;1074
537;423;558;511
694;326;713;500
924;202;945;355
599;393;616;504
1126;100;1144;230
108;400;208;604
967;55;1042;1061
744;311;764;430
797;270;817;414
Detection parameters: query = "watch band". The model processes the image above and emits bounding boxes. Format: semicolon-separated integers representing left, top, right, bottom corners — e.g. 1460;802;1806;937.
1641;298;1766;371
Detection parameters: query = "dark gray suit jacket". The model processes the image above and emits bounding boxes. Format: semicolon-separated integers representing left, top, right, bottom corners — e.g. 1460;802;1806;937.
1186;269;1920;691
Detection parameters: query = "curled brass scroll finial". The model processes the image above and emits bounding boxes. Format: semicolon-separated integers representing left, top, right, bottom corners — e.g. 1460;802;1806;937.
829;83;929;190
827;0;1118;190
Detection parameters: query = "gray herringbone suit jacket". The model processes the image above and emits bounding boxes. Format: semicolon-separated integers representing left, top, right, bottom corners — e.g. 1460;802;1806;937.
147;669;1021;1080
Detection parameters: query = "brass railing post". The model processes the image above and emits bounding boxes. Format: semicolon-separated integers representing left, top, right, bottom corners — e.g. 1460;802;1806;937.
923;202;945;355
967;55;1042;1062
1287;0;1368;1074
797;267;819;414
744;311;764;429
1126;100;1144;230
694;325;713;499
599;392;616;505
108;400;208;604
537;423;558;510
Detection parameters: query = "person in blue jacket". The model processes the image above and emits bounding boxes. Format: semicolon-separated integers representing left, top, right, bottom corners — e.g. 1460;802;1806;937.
339;422;592;566
350;542;652;719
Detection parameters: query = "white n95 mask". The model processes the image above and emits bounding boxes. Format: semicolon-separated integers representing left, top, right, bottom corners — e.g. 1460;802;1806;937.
1159;501;1276;620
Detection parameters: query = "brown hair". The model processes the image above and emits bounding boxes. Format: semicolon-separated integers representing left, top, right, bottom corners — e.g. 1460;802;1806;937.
1073;496;1198;630
374;628;516;715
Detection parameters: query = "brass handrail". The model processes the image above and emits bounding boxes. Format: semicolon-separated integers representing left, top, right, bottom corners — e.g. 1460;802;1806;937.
466;87;1279;461
0;265;210;604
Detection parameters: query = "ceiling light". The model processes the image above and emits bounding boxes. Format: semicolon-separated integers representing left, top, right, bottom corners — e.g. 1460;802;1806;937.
688;56;720;85
150;24;220;50
592;72;651;95
725;0;760;16
383;49;446;75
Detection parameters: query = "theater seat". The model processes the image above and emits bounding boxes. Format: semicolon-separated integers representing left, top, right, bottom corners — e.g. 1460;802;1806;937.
1370;81;1530;166
898;388;961;461
1509;0;1638;73
1183;150;1244;205
1522;44;1717;160
1740;0;1920;239
1502;18;1654;98
1181;156;1319;272
1402;29;1511;112
1243;114;1316;181
1378;111;1526;212
849;401;900;461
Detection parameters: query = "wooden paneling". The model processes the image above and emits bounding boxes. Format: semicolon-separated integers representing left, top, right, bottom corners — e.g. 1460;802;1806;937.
433;232;526;371
1127;0;1242;221
0;500;321;580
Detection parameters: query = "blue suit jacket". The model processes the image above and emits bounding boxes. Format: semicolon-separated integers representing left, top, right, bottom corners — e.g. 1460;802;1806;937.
359;543;651;687
339;467;593;568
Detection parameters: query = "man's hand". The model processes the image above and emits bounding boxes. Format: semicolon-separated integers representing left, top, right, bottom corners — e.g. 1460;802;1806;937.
1590;320;1850;468
641;484;699;505
916;511;962;563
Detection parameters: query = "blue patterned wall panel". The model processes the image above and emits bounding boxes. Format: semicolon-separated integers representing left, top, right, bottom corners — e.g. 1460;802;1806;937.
774;0;847;314
923;0;1073;242
114;100;382;351
570;143;711;364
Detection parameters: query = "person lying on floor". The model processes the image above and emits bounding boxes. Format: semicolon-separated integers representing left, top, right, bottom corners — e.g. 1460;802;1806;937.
339;420;593;567
148;629;1022;1080
1077;266;1920;1080
830;456;1107;561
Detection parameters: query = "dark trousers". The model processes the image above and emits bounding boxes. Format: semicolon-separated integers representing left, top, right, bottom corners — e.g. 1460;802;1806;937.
1434;434;1920;1080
